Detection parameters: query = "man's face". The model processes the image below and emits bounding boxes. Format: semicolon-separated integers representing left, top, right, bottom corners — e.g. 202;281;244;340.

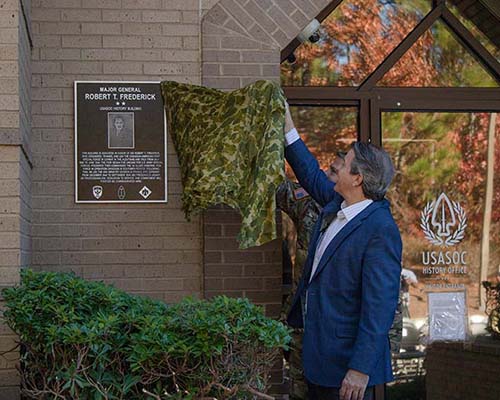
328;149;360;197
114;118;124;130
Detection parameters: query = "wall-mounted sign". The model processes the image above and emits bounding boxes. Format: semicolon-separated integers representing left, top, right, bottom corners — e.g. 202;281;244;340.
428;291;468;342
74;81;167;203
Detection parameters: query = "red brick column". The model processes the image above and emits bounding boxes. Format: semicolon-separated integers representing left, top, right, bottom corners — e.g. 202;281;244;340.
204;206;283;317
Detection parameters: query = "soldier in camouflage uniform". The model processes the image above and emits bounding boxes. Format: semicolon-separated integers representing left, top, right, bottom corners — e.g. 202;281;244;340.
277;179;403;399
276;180;322;295
276;179;321;400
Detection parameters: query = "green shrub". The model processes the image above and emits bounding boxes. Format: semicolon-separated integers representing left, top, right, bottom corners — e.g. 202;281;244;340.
2;269;291;399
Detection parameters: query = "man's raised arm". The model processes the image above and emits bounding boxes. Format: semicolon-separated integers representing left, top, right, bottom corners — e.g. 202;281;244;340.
284;102;337;207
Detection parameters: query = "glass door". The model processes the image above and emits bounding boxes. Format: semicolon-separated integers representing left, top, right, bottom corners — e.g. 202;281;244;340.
382;110;499;378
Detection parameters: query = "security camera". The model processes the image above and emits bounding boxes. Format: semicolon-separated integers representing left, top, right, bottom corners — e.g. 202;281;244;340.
309;31;320;43
287;53;297;64
298;19;321;44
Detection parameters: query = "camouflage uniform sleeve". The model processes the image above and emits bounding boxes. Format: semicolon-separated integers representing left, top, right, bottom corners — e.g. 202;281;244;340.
276;180;301;224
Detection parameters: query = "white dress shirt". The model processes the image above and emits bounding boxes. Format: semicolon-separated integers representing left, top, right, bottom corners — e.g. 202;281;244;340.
309;199;372;282
285;127;301;146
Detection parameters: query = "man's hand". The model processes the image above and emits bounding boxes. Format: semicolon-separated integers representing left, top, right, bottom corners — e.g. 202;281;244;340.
339;369;369;400
284;101;295;133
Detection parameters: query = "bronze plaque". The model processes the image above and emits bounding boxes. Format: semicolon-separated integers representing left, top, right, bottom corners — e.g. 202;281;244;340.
74;81;167;203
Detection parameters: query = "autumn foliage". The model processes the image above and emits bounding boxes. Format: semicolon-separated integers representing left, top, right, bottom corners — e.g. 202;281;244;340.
281;0;500;284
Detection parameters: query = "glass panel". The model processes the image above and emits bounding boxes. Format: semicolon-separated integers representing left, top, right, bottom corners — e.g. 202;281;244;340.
489;114;500;277
281;0;430;86
446;1;500;62
287;106;358;177
383;111;499;367
378;20;498;87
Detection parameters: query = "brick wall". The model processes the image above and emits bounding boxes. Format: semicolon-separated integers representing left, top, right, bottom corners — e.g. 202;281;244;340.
27;0;339;314
19;0;32;272
0;0;342;396
29;0;334;308
426;340;500;399
200;1;332;395
0;0;32;397
0;147;22;400
203;206;283;317
201;0;333;310
201;0;220;16
30;0;203;303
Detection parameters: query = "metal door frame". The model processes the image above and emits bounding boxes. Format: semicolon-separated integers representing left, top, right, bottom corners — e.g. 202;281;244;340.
282;0;500;145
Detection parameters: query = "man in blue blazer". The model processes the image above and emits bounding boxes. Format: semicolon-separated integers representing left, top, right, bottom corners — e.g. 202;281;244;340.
283;104;402;400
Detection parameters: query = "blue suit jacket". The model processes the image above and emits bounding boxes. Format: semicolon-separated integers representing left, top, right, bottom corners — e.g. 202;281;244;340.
285;139;402;387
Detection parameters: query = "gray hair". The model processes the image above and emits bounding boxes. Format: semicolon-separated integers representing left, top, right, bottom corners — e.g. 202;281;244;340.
350;142;395;201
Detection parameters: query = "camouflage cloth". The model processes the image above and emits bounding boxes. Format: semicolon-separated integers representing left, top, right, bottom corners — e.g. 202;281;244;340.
161;80;286;249
276;180;404;399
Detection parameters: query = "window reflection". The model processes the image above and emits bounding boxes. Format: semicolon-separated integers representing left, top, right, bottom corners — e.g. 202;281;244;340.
383;112;499;338
446;0;500;62
287;106;358;177
281;0;430;86
378;20;498;87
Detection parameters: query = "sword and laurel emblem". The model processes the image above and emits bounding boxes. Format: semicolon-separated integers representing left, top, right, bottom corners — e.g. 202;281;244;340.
420;193;467;247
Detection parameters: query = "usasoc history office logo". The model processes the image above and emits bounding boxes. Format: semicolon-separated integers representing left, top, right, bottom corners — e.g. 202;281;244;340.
420;192;467;247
